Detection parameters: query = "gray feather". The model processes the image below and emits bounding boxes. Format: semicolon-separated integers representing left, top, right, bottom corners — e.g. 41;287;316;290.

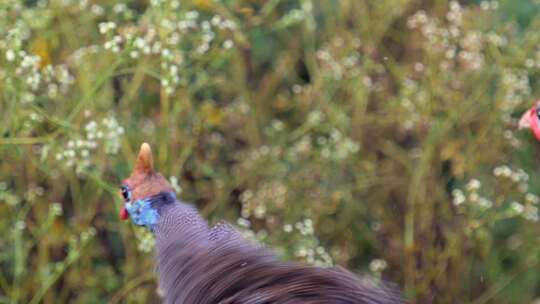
153;200;404;304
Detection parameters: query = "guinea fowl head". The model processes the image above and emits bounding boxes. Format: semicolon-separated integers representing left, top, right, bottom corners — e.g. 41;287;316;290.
519;100;540;141
119;143;174;226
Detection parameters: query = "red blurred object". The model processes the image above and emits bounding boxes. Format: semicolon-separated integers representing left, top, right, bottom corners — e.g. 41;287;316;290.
519;101;540;141
120;207;129;220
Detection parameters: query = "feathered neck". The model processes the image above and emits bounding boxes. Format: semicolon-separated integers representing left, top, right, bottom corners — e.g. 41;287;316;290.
125;191;176;231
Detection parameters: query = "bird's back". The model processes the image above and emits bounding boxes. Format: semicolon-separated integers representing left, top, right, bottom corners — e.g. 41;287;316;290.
154;200;403;304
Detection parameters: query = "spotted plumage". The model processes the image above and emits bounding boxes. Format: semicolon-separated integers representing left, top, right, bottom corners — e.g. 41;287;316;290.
118;143;404;304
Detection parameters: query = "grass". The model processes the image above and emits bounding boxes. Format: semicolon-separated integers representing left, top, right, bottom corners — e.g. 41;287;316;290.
1;0;540;302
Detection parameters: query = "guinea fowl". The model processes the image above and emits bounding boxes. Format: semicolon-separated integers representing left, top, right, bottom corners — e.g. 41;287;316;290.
119;143;404;304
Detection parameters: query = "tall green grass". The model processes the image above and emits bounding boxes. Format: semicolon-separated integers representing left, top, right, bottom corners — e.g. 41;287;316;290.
1;0;540;302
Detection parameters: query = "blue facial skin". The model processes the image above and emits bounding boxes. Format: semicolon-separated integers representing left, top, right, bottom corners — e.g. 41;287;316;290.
125;198;159;230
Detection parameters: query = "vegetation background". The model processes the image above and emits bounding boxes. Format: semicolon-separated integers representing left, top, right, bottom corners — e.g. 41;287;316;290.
1;0;540;302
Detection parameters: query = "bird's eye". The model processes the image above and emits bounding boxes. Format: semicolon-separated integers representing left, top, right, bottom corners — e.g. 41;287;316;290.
536;105;540;120
120;185;131;201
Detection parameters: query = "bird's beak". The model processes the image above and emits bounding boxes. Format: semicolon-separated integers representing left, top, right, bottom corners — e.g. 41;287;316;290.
519;109;533;130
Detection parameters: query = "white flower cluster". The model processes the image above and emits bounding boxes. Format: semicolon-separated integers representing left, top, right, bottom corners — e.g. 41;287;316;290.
112;3;134;19
503;129;522;149
24;185;44;202
479;1;499;11
169;176;182;194
307;110;324;125
41;64;75;98
80;227;97;244
240;181;287;219
103;35;122;53
398;78;424;130
50;202;63;217
295;218;315;235
55;115;125;173
500;69;531;111
93;117;125;154
524;48;540;70
290;136;312;158
453;169;539;223
316;49;344;80
524;200;540;222
55;138;94;171
2;48;75;99
68;45;101;65
369;258;388;274
236;217;251;228
289;219;333;267
458;30;484;71
98;22;117;35
493;165;529;186
316;41;362;81
136;229;156;253
485;31;507;47
0;182;20;206
452;178;492;209
510;201;539;222
285;116;359;162
407;1;489;72
96;9;237;95
70;0;104;16
317;129;360;161
276;9;306;29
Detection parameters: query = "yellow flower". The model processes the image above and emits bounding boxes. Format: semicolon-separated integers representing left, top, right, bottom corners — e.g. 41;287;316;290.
201;102;224;126
31;38;51;68
238;6;254;16
193;0;214;11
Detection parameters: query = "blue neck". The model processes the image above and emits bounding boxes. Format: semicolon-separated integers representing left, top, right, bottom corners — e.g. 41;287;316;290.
126;191;176;230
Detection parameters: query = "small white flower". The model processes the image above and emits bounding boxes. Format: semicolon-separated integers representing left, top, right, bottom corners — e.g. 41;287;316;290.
6;50;16;62
296;247;307;257
307;111;323;125
369;259;388;273
186;11;199;20
81;149;90;158
236;218;250;228
452;189;466;206
478;197;492;208
223;40;234;49
161;49;172;58
98;22;116;34
466;179;481;191
170;0;180;9
254;205;266;219
524;205;539;222
91;4;104;15
169;176;182;193
469;192;479;203
211;15;222;26
511;202;524;214
201;21;211;31
283;224;293;233
525;193;539;204
51;203;63;216
480;1;490;10
15;220;26;230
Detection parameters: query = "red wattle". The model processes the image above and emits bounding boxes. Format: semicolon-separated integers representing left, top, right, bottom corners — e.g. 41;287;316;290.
120;207;129;220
